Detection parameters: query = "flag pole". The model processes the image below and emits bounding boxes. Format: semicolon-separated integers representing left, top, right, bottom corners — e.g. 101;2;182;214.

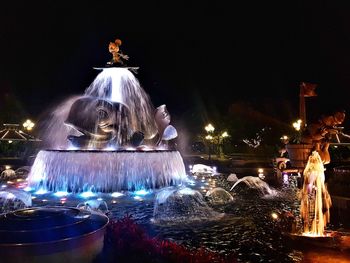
299;83;306;128
299;82;317;128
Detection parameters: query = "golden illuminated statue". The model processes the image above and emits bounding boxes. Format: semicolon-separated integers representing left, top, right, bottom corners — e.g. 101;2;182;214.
300;151;331;236
107;38;129;65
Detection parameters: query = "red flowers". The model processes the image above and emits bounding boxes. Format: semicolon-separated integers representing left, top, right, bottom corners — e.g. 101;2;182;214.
96;214;235;263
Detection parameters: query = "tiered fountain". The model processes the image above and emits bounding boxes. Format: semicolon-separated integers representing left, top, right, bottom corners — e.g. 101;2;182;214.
0;38;189;263
27;39;187;194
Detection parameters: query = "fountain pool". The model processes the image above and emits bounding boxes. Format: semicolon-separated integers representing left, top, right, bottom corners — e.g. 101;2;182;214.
3;162;350;263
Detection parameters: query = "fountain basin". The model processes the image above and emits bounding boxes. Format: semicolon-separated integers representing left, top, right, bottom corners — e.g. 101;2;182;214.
284;231;342;249
28;149;187;193
0;206;109;263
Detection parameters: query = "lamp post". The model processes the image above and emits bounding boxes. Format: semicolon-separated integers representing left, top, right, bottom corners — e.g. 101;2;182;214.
205;134;213;161
292;119;302;143
204;124;215;161
219;131;229;158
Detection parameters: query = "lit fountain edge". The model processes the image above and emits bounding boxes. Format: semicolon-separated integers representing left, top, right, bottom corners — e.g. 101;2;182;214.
27;149;188;193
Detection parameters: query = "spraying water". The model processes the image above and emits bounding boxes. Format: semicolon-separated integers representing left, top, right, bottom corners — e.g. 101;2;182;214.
230;176;278;197
29;150;187;193
38;68;158;149
0;187;32;213
38;95;83;149
152;186;225;224
300;151;331;236
28;54;186;193
84;67;157;140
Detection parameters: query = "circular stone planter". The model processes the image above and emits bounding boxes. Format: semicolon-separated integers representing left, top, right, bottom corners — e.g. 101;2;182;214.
0;206;109;263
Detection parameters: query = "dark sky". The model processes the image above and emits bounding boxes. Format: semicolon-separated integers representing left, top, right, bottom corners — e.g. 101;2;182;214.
1;1;350;128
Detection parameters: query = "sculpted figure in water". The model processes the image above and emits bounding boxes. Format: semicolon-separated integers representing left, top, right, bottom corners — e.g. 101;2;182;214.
64;97;130;149
301;110;346;164
154;104;178;148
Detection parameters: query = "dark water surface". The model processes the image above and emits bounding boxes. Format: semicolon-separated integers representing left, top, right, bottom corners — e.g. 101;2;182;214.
25;167;350;263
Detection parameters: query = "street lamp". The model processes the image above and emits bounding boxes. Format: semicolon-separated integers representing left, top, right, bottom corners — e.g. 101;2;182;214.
23;119;35;131
292;119;302;131
205;123;215;133
219;131;229;158
205;134;213;161
204;124;215;161
221;131;229;139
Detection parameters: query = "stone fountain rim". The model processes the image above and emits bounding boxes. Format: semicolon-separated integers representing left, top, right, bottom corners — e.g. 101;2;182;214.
283;230;342;249
0;206;109;247
42;149;179;153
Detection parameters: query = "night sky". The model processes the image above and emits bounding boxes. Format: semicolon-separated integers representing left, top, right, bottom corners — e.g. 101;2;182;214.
1;1;350;131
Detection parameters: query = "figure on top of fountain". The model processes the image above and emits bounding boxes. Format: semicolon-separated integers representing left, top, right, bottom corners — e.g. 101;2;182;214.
106;38;129;66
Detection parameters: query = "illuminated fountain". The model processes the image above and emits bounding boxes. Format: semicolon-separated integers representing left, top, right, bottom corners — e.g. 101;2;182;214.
27;41;187;194
286;151;341;248
300;151;331;237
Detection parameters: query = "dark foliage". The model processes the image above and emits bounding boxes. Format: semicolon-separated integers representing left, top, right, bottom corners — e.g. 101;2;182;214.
94;215;236;263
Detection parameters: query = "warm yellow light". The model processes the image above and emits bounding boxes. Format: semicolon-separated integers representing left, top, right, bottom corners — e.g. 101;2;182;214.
221;131;229;138
8;140;12;144
271;212;279;220
280;135;289;140
23;119;35;131
205;123;215;133
292;119;302;131
258;168;265;179
205;135;213;140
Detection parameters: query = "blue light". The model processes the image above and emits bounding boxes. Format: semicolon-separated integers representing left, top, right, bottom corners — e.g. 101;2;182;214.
34;188;48;195
79;191;96;198
53;191;69;197
23;186;33;192
134;189;151;196
187;180;196;186
111;192;124;198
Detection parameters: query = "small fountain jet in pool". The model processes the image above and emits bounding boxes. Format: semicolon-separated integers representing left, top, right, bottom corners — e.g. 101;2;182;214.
230;176;277;197
27;38;187;193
